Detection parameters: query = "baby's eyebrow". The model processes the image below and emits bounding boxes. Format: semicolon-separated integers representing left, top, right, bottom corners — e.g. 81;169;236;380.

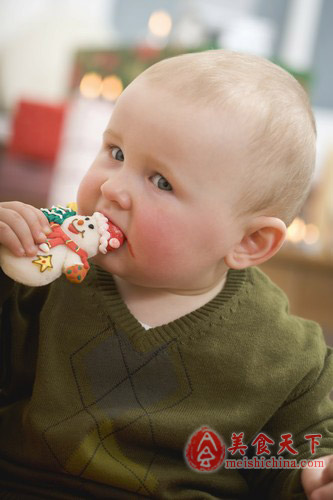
103;128;122;141
145;153;180;184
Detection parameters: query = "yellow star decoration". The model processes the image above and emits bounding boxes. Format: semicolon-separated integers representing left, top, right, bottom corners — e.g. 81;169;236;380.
32;254;53;272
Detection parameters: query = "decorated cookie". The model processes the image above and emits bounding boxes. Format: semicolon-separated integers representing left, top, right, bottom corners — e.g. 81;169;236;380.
0;205;125;287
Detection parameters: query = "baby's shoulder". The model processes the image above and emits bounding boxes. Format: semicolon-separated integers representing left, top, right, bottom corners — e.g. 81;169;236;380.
237;266;327;368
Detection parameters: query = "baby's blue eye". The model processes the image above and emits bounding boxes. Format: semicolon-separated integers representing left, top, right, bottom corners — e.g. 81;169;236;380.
151;173;172;191
110;146;124;161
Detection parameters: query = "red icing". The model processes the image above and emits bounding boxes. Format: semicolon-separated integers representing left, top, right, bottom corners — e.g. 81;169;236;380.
45;223;90;269
68;222;80;234
106;220;125;252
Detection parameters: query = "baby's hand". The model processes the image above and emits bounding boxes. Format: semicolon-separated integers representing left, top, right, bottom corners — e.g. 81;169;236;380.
302;454;333;499
0;201;51;257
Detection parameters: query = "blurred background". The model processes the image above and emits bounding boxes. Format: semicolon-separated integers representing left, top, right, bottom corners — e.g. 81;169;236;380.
0;0;332;341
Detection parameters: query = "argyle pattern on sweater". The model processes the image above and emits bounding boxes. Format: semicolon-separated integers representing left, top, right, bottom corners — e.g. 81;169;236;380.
0;265;333;499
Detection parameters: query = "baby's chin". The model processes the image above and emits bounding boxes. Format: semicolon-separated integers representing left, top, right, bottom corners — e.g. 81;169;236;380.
91;252;119;273
91;247;195;289
91;251;136;281
90;253;166;288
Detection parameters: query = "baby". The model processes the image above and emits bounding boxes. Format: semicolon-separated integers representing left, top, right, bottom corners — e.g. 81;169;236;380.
0;50;333;499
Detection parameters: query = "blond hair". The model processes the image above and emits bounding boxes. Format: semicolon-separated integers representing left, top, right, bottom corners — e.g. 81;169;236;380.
140;50;316;226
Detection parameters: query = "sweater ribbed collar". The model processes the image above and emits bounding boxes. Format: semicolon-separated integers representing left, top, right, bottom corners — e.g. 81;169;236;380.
89;265;248;350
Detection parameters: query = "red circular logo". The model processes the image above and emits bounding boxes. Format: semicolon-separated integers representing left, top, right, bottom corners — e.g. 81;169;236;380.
185;426;226;472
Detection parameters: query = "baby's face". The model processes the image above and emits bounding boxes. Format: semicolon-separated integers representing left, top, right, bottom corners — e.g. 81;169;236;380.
77;77;248;291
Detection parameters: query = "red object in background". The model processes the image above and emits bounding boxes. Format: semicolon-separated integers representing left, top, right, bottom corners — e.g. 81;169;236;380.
8;99;67;164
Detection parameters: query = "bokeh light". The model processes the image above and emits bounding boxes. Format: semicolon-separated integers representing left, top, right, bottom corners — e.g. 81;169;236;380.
148;10;172;38
79;72;103;99
286;217;307;243
101;75;123;101
286;218;320;247
304;223;320;245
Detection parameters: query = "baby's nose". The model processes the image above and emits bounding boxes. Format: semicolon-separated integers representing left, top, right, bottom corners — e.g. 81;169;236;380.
78;220;84;225
100;180;132;211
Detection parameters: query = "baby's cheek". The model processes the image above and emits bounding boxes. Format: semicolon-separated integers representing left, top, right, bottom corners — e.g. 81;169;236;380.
134;212;184;265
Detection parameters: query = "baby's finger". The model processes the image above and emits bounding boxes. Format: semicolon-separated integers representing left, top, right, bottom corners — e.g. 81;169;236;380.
0;202;50;236
321;456;333;484
302;457;331;497
17;205;50;243
0;208;38;256
0;221;26;256
2;202;48;244
30;206;52;234
308;481;333;500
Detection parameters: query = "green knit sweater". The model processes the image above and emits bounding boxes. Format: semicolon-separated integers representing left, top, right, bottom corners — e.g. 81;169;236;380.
0;264;333;499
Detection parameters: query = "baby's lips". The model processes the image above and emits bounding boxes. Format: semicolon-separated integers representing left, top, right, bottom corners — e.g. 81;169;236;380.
106;220;125;252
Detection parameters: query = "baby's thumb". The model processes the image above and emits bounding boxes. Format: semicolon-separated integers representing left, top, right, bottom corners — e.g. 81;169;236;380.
301;456;332;497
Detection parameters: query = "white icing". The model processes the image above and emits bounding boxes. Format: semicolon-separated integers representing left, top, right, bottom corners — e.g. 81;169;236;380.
109;238;120;249
39;243;49;253
93;211;123;254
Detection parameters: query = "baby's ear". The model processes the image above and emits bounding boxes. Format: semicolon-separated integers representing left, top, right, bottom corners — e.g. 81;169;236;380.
224;216;286;270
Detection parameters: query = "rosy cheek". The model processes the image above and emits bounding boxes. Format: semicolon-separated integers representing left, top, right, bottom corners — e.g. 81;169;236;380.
132;211;183;263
